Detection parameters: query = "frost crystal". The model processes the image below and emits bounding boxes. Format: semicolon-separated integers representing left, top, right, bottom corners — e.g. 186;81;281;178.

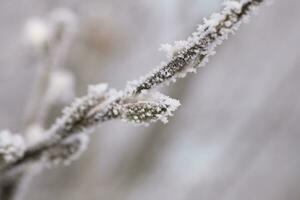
159;40;189;61
0;130;26;163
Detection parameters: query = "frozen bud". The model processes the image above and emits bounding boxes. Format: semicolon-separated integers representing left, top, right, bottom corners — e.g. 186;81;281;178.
122;101;168;124
44;133;89;166
159;40;189;61
0;130;26;163
23;17;51;49
121;92;180;124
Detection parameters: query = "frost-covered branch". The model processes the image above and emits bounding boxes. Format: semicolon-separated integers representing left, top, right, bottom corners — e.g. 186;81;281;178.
128;0;263;94
0;0;266;178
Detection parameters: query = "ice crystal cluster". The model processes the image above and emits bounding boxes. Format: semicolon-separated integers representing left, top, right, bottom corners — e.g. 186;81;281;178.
0;0;266;179
0;130;26;163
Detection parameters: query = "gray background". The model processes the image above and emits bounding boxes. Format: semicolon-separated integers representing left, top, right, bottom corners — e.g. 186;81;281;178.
0;0;299;200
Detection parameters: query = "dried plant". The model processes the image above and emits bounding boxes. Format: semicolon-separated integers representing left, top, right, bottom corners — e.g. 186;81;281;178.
0;0;268;199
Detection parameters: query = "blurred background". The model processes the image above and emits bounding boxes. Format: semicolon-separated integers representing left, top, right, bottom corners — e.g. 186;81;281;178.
0;0;300;199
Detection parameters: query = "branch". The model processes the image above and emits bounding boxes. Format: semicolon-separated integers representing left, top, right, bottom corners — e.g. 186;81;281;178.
0;0;266;177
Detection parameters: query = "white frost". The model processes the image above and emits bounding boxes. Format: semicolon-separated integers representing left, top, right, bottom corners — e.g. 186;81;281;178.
0;130;26;163
159;40;189;61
